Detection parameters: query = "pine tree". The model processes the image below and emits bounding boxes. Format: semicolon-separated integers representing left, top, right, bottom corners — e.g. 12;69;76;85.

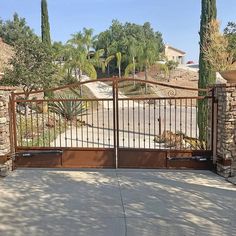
41;0;51;46
198;0;217;141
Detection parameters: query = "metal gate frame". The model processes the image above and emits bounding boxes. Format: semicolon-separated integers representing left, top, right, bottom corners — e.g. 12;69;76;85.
10;78;214;169
114;78;214;169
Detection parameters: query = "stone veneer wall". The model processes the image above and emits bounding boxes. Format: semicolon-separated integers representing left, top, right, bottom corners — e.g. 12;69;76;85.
214;84;236;177
0;91;12;176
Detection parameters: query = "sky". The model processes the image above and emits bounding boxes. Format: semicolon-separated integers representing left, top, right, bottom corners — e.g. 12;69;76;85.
0;0;236;62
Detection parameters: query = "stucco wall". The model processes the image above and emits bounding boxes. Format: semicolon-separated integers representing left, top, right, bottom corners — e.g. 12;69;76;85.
165;46;185;64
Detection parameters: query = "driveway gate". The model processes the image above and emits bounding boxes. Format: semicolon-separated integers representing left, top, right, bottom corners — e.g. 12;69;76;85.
11;78;214;169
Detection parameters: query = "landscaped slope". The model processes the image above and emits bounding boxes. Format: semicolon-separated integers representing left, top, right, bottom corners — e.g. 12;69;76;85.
0;38;14;74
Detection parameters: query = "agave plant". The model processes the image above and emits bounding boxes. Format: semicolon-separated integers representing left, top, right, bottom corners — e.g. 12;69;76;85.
49;93;87;121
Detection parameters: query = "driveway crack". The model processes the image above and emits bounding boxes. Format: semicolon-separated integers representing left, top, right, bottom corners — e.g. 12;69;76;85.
115;170;127;236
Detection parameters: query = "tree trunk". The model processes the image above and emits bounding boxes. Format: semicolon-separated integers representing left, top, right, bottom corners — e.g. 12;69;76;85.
145;66;148;94
132;57;136;87
118;65;121;78
107;64;110;77
74;68;78;80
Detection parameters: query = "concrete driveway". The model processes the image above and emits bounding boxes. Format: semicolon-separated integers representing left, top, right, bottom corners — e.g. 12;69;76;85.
0;169;236;236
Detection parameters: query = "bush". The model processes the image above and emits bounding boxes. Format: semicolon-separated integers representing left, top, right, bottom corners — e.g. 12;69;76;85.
49;93;87;121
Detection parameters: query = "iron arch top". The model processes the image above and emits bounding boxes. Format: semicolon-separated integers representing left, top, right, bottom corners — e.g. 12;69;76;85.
12;77;209;96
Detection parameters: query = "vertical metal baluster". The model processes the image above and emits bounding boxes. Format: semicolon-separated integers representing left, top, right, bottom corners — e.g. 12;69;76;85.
133;100;135;148
164;99;166;148
91;101;94;147
115;79;119;168
102;100;105;148
97;101;99;147
148;99;151;149
108;100;110;147
208;97;210;149
36;104;39;147
81;100;83;147
70;108;73;147
190;98;193;150
122;100;124;147
59;111;62;147
25;102;28;147
138;100;140;148
143;100;145;148
196;99;198;148
53;107;56;147
185;98;188;149
154;99;156;149
180;99;182;150
30;101;34;146
169;99;172;149
205;97;207;149
19;109;23;146
47;101;51;147
86;101;89;147
64;109;67;148
42;102;45;147
175;99;177;149
75;100;78;147
159;99;161;149
128;100;130;148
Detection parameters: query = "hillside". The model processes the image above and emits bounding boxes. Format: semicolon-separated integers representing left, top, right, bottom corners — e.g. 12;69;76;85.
0;38;14;73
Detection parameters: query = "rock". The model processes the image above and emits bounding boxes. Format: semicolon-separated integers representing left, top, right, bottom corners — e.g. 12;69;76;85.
0;160;12;177
0;117;7;124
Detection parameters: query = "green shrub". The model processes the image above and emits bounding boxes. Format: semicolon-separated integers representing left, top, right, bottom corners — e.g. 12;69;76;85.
49;94;87;121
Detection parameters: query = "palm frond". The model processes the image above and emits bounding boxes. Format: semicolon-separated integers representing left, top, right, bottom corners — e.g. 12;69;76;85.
105;55;115;66
116;52;122;67
125;63;135;77
82;62;97;79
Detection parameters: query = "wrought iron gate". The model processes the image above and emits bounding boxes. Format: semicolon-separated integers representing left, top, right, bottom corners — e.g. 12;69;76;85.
11;78;214;169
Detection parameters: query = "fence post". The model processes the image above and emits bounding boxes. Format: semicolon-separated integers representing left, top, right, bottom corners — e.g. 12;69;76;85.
0;91;13;176
214;84;236;177
212;97;218;165
112;78;118;168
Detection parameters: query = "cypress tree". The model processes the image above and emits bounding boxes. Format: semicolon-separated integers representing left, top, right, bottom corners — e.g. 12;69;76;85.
41;0;51;46
198;0;217;141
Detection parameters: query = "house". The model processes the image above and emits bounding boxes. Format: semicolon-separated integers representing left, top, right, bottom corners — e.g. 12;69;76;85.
164;44;186;64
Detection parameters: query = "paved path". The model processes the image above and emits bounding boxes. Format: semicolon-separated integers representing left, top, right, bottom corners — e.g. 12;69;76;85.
1;169;236;236
52;104;198;148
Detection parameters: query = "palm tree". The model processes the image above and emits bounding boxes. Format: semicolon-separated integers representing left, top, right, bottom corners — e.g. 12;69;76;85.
52;41;65;67
124;38;143;86
93;30;114;76
138;41;157;93
90;48;105;72
105;55;115;76
65;33;97;81
83;28;94;58
68;32;84;47
116;52;122;78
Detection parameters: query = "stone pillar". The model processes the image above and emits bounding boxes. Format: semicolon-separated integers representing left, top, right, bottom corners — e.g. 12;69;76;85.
0;92;12;177
214;84;236;177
